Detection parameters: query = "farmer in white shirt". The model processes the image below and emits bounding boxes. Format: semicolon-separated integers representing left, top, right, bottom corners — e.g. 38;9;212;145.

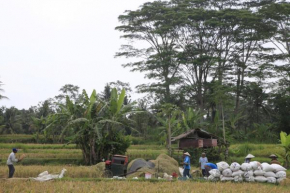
7;148;19;178
199;152;208;177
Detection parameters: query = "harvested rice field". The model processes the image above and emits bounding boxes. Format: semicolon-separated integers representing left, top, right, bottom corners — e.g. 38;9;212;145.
0;180;290;193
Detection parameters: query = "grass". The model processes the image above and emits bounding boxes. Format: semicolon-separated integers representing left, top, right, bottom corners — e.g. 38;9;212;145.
0;165;103;178
0;180;290;193
0;142;287;166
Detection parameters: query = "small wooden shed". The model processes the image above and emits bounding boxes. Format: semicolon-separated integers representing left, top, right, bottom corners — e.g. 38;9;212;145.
171;129;218;149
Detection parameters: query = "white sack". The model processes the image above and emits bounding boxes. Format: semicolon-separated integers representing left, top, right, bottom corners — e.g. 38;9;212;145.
232;170;244;177
221;176;234;181
241;163;252;171
179;167;184;176
209;169;221;178
222;169;233;177
230;162;241;172
267;177;277;184
217;161;229;171
38;171;49;177
244;176;255;182
264;172;277;178
208;175;219;182
271;164;286;172
234;176;243;182
276;171;286;178
277;177;286;183
261;163;274;172
243;170;254;178
250;161;261;170
254;176;268;183
254;169;265;176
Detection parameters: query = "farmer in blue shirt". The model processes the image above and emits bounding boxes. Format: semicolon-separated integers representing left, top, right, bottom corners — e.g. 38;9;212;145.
204;162;217;177
183;152;192;178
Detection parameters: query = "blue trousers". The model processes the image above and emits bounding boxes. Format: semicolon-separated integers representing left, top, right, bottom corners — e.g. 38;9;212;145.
183;168;192;178
8;165;15;178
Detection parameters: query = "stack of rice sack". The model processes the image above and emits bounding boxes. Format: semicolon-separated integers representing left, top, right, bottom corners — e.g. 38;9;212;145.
217;161;235;182
261;163;287;183
208;161;287;184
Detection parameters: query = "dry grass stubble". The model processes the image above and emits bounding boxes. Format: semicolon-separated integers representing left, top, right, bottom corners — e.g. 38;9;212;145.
0;181;289;193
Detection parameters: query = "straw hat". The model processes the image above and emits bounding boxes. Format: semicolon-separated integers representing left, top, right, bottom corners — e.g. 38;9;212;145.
269;154;278;158
183;152;191;156
245;154;255;159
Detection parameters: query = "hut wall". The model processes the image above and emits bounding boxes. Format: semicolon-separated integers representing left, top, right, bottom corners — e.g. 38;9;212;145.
179;138;203;149
203;139;217;147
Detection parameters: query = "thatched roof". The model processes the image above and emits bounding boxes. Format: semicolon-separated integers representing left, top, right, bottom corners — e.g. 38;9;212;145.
171;128;218;142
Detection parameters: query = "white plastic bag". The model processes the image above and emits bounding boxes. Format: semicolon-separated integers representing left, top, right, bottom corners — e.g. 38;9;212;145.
232;170;244;177
244;176;255;182
38;171;49;177
243;170;254;178
264;172;276;178
250;161;261;170
209;169;221;178
271;164;286;172
276;171;286;178
254;176;268;183
208;175;219;182
277;177;286;183
222;169;233;177
261;163;274;172
221;176;234;181
179;167;184;176
230;162;241;172
217;161;229;171
267;177;276;184
234;176;243;182
254;169;265;176
241;163;252;171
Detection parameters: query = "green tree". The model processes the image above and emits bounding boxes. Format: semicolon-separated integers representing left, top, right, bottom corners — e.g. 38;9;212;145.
156;103;180;156
0;81;8;100
115;1;182;104
47;88;134;165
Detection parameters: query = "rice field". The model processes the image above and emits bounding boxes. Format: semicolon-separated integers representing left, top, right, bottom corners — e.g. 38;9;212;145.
0;180;289;193
0;142;289;192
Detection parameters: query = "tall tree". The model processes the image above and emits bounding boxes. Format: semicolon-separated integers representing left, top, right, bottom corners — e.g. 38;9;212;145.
115;1;182;104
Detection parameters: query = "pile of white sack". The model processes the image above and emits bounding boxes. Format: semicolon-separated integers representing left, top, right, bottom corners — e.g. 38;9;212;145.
207;161;287;184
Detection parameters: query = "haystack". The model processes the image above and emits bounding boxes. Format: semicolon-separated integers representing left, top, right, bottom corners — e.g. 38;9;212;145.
127;158;155;173
94;162;105;173
150;154;179;175
127;167;155;178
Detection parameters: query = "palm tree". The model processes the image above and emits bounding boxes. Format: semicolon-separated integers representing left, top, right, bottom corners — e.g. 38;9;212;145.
0;81;8;100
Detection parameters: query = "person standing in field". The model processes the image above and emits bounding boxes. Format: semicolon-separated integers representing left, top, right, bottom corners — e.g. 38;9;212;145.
7;148;19;178
199;152;208;177
244;154;255;163
269;154;281;165
183;152;192;178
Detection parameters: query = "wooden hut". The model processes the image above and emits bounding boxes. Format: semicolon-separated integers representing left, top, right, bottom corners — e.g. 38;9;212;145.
171;129;218;149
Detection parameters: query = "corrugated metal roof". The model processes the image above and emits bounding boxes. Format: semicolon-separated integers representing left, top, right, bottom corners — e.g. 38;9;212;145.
171;128;217;142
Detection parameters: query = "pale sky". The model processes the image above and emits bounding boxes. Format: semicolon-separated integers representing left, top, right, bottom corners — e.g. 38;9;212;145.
0;0;153;109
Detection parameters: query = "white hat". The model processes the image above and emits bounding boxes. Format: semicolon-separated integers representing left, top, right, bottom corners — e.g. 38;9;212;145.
245;154;255;159
183;152;191;156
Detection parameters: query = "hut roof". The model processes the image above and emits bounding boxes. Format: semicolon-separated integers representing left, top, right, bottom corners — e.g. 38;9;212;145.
171;128;218;142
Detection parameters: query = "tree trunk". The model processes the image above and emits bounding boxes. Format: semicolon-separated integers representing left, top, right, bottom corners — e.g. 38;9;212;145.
168;115;172;157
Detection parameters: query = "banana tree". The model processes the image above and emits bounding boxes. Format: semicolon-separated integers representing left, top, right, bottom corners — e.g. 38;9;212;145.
46;88;134;165
280;131;290;168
